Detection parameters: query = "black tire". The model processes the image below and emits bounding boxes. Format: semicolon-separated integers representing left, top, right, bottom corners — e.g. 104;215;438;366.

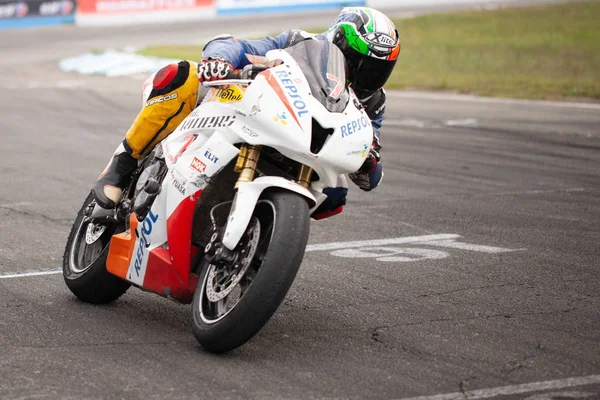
63;192;130;304
191;189;310;353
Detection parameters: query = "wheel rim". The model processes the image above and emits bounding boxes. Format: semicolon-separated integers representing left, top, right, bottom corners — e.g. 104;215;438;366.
205;217;261;303
199;200;277;324
68;203;115;275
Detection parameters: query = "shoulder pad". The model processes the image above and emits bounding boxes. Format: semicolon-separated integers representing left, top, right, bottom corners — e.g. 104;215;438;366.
284;29;314;47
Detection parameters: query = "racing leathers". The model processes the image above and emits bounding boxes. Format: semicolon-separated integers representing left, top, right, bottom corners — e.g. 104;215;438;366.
93;30;386;217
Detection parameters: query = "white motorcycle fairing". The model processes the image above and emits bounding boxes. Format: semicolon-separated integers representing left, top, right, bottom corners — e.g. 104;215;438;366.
161;47;373;250
118;40;375;290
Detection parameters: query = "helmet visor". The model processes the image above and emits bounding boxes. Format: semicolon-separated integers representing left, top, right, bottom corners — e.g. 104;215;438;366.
352;55;397;94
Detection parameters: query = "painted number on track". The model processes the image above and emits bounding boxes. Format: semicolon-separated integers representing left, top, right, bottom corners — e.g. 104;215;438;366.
305;234;521;262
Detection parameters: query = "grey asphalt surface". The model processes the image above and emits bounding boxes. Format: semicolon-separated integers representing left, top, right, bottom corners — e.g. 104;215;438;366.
1;2;599;399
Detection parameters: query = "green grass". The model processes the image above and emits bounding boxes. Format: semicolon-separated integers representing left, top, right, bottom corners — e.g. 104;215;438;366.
137;45;207;60
138;1;600;101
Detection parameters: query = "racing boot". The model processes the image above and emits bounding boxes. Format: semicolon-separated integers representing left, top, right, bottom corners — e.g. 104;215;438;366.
311;175;349;220
93;145;138;209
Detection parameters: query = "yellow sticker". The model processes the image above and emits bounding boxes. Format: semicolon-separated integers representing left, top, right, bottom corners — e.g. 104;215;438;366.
214;86;244;103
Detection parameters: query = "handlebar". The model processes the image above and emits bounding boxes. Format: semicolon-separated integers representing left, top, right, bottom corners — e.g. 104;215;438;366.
226;64;270;80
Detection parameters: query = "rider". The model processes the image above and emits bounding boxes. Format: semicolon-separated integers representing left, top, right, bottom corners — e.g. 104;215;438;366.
93;7;400;218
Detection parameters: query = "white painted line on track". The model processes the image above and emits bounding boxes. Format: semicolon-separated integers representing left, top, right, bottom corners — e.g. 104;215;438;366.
305;234;519;254
3;234;518;278
0;202;33;208
387;91;600;110
480;187;586;197
445;118;478;127
0;80;88;90
398;374;600;400
305;234;460;252
0;270;61;279
385;118;428;128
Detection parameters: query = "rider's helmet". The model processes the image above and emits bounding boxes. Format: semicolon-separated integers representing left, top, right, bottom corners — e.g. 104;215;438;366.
327;7;401;97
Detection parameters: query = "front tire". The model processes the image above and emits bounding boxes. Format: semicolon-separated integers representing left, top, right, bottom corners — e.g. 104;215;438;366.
191;189;310;353
63;192;130;304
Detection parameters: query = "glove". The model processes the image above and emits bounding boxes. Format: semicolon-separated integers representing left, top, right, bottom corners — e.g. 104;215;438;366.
349;142;382;192
197;57;233;82
357;147;380;174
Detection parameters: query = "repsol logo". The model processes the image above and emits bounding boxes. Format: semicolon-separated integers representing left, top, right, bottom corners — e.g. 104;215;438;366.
180;115;236;130
341;116;370;138
134;210;158;277
274;70;309;118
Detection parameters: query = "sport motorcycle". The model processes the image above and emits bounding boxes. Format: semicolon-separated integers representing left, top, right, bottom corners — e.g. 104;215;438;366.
63;39;374;353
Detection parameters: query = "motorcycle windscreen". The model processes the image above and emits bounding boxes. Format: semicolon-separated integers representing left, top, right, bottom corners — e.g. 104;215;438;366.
282;39;350;113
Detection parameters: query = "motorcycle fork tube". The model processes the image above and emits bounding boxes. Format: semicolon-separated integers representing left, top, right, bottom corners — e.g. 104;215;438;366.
234;145;262;189
296;165;313;189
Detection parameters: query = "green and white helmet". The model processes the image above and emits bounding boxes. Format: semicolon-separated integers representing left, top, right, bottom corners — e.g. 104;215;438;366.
328;7;401;96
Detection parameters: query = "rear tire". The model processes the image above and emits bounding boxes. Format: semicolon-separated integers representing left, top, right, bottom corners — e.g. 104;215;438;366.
63;192;130;304
191;189;310;353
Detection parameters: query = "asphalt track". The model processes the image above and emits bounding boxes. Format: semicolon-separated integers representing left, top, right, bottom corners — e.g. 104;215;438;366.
1;2;599;399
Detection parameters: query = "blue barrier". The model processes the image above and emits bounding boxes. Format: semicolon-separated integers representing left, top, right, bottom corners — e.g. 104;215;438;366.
0;14;74;28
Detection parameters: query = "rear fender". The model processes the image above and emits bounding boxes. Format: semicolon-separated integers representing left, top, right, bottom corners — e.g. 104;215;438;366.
222;176;316;250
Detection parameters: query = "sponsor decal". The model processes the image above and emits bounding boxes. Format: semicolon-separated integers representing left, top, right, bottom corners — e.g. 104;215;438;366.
40;0;73;15
15;1;28;16
273;112;288;126
241;126;259;137
203;149;219;164
180;115;236;130
341;116;370;138
346;144;369;158
134;210;158;277
365;32;396;47
190;157;207;174
274;70;309;118
170;172;186;195
326;72;343;99
215;87;243;103
146;93;178;107
165;134;195;164
0;0;76;19
0;2;29;18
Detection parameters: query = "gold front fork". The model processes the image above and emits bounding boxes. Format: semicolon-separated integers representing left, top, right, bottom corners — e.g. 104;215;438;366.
296;164;313;189
234;145;313;189
234;145;261;189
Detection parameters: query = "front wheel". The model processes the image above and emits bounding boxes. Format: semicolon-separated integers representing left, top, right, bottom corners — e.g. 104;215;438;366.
62;192;130;304
191;189;310;353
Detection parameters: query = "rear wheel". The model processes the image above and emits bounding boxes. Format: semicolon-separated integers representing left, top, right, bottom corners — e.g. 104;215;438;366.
191;189;310;353
62;192;130;304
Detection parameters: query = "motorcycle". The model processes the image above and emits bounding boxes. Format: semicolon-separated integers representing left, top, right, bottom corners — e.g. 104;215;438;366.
62;39;374;353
